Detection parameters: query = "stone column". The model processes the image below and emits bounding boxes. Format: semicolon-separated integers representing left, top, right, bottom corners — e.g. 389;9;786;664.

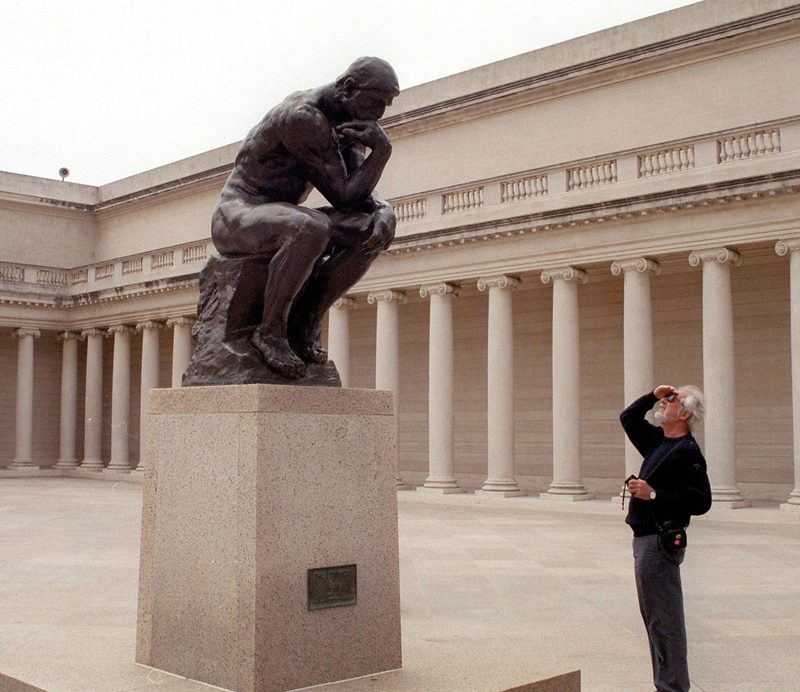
541;268;592;500
168;317;194;387
367;290;409;489
419;282;463;493
136;321;163;472
611;258;660;480
54;331;80;469
777;239;800;510
81;328;106;470
328;297;355;388
10;328;41;468
475;275;524;496
106;325;134;472
689;248;748;507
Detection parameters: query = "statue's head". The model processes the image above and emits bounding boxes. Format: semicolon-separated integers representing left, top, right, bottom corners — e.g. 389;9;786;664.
335;57;400;121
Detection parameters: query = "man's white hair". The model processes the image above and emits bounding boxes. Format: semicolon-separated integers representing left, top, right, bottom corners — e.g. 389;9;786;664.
678;384;704;431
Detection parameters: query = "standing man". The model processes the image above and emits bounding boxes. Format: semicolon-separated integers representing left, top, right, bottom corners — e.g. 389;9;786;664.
621;384;712;692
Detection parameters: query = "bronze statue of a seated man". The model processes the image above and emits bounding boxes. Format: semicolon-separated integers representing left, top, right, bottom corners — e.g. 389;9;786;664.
211;57;399;379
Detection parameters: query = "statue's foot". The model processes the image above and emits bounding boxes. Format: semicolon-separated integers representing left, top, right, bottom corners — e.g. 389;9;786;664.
298;341;328;364
289;321;328;364
250;329;306;379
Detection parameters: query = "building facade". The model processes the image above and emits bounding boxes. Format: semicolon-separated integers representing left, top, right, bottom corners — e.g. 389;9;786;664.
2;0;800;507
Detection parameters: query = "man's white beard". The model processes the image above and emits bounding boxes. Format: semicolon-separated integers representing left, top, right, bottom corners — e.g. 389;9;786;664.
651;408;665;425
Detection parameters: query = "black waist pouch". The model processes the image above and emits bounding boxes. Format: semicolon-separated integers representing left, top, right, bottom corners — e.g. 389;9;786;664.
658;520;687;551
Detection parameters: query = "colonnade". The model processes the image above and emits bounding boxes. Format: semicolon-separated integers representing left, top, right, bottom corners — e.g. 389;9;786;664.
350;244;797;506
7;240;800;507
9;317;194;472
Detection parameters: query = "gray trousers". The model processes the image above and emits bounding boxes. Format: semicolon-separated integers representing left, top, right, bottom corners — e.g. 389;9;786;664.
633;534;689;692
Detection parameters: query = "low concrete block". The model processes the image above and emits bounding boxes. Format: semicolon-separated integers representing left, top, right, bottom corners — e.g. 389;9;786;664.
501;670;581;691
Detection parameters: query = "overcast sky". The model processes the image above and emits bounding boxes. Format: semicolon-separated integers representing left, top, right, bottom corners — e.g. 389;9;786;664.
2;0;697;186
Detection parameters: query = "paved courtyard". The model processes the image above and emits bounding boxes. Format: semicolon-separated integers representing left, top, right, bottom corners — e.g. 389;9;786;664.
0;477;798;691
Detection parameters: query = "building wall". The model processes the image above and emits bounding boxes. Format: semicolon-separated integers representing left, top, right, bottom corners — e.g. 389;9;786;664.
0;207;95;268
93;185;220;263
380;30;800;199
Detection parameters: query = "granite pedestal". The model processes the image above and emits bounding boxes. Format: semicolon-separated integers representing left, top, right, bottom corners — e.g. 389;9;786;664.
136;385;402;692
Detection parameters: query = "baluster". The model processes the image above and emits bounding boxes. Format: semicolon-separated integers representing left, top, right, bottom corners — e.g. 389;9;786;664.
723;139;734;162
770;129;780;153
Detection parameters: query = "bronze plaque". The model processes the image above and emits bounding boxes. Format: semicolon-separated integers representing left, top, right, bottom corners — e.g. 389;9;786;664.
307;564;357;610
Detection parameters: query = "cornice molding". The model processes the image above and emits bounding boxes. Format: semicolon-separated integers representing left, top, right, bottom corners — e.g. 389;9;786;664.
776;238;800;255
367;290;406;305
541;267;588;285
610;258;661;276
476;275;520;292
419;282;461;299
688;247;741;267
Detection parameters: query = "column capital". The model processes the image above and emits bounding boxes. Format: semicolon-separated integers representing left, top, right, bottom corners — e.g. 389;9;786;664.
476;275;519;292
776;238;800;256
611;258;661;276
57;330;80;342
540;267;587;285
166;316;195;328
688;247;741;267
12;328;41;339
136;320;165;333
80;327;107;339
420;282;461;299
332;296;356;310
108;324;135;336
367;289;406;305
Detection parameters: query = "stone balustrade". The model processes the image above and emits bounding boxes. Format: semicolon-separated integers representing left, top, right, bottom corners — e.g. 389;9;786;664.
0;240;215;304
384;119;798;224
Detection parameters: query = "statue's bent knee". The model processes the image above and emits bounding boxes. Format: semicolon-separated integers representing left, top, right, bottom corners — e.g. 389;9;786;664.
295;217;331;254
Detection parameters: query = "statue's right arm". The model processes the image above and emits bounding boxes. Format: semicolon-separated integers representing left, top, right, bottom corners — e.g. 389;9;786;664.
282;107;390;211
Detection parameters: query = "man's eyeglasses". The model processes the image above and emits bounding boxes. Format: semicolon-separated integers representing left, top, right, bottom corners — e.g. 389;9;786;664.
665;393;680;403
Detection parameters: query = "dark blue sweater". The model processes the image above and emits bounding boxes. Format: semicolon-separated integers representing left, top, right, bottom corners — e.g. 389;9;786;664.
620;392;712;536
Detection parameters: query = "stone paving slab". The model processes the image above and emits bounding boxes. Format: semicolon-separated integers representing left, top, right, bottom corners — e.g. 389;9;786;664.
0;478;798;691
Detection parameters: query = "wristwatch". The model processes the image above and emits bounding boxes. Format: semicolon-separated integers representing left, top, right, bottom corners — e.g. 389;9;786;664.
649;490;657;500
